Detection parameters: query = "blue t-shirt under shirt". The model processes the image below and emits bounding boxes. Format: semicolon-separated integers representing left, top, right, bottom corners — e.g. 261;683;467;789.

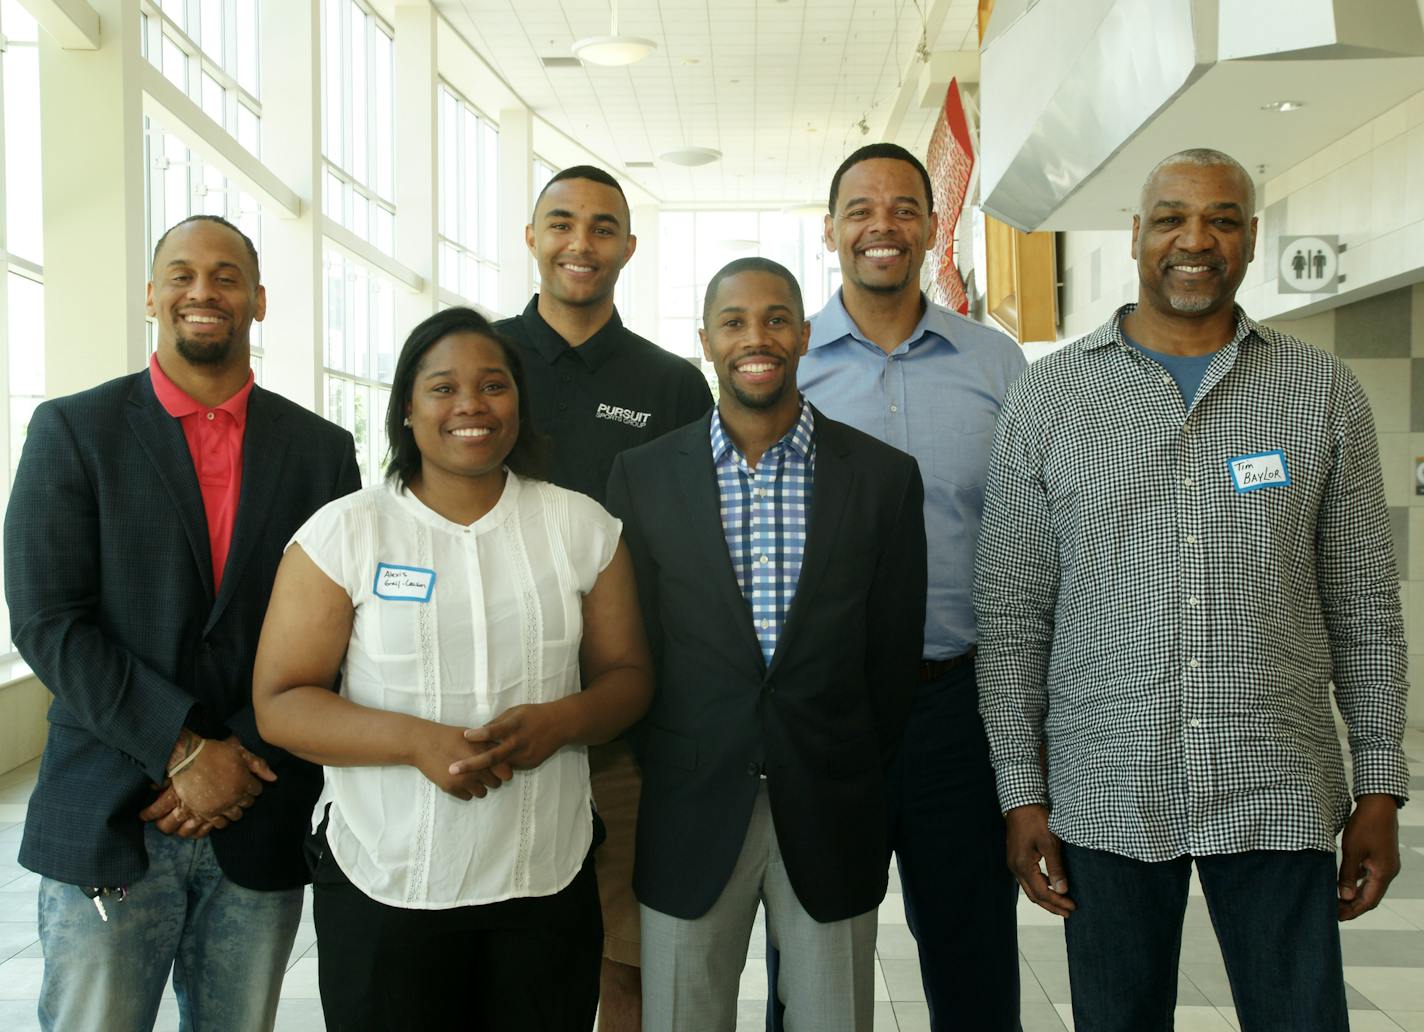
1123;329;1216;407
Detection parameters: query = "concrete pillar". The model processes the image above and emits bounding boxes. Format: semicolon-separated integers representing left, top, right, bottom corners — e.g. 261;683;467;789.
38;0;147;396
257;0;322;411
497;105;532;318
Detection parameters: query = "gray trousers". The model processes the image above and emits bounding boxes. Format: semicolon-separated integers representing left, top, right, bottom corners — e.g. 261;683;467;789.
640;784;878;1031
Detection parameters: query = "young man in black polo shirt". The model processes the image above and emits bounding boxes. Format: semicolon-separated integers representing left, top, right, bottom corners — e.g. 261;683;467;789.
494;165;712;1032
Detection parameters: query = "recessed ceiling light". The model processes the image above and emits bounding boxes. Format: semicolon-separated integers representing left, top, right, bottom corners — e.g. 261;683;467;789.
660;147;722;167
1260;100;1306;112
571;1;656;67
681;57;700;65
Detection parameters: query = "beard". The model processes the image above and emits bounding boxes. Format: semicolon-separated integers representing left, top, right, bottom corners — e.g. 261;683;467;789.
1165;292;1217;313
175;331;235;365
729;379;789;411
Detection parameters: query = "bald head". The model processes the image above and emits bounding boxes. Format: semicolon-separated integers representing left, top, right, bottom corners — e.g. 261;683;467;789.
1139;149;1256;220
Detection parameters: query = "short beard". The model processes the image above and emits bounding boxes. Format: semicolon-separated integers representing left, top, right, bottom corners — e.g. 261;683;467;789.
175;333;235;365
730;380;788;411
1166;292;1216;314
853;269;915;295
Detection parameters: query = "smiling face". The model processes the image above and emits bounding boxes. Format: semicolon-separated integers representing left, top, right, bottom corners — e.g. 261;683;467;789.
525;177;636;311
825;157;938;298
1132;162;1257;319
405;332;520;488
700;270;809;414
146;220;265;371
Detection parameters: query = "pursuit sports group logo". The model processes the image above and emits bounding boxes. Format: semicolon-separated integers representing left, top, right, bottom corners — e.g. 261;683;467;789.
595;403;652;429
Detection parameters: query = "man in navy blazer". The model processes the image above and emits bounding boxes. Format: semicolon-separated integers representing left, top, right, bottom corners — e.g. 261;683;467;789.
5;215;359;1032
606;257;926;1030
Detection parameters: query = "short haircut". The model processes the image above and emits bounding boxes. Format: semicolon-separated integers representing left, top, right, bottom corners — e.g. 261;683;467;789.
702;256;804;326
533;165;630;227
1139;148;1257;218
384;307;549;489
150;214;261;283
828;143;935;214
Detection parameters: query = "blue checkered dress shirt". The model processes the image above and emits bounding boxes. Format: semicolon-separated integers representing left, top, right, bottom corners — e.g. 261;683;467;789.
710;400;816;665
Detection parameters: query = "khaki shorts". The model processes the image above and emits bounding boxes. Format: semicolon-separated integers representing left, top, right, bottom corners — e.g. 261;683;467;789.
589;737;643;967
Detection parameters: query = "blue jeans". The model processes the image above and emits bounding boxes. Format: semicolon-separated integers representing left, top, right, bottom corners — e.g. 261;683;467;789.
37;823;303;1032
768;663;1021;1032
1062;844;1348;1032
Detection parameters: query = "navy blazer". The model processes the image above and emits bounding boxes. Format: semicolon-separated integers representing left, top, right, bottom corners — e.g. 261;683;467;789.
606;406;927;923
5;370;359;890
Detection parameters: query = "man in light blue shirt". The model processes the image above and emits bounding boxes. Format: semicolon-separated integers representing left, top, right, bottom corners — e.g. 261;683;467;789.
774;142;1027;1031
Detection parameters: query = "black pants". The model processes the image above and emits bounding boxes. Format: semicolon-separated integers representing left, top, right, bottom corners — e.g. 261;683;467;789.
310;831;602;1032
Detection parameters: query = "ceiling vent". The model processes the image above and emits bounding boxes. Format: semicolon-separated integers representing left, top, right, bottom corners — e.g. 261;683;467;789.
625;161;655;168
541;56;582;69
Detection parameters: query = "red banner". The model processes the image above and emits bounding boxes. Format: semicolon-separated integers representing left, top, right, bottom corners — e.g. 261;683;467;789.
925;78;974;315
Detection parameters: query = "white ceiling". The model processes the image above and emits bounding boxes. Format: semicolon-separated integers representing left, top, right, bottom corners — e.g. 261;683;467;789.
432;0;983;206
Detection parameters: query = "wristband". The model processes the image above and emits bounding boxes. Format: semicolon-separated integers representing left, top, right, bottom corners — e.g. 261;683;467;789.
167;737;206;779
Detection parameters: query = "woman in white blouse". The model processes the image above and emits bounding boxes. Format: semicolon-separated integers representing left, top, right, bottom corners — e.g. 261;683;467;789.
253;306;653;1032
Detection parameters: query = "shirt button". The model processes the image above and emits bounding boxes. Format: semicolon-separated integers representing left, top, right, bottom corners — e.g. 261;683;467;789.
1188;718;1202;728
889;404;898;412
1182;477;1194;487
746;762;760;776
759;555;769;564
1161;373;1172;384
558;402;568;411
1188;658;1200;669
760;619;770;629
205;411;215;421
1187;596;1199;607
1185;534;1197;545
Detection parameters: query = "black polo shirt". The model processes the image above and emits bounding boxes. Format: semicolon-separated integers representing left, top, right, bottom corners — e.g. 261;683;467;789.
494;296;713;505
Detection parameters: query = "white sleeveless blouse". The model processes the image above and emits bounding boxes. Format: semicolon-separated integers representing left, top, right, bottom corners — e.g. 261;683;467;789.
291;473;621;909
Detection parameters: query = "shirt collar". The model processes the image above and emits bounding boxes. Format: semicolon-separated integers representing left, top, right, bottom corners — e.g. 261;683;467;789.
1084;303;1261;355
149;353;254;427
519;294;626;371
710;397;815;464
808;288;954;355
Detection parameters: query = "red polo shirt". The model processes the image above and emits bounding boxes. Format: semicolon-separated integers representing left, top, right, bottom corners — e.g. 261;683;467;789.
149;354;254;593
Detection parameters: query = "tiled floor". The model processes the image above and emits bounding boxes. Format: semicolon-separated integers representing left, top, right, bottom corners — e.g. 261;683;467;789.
2;732;1424;1030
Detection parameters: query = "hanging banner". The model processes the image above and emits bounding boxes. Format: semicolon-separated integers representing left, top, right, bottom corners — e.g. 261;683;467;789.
925;78;975;315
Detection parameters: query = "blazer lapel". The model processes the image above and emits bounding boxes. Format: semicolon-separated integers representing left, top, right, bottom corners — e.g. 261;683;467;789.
207;386;288;631
127;374;214;601
766;411;852;679
675;430;765;669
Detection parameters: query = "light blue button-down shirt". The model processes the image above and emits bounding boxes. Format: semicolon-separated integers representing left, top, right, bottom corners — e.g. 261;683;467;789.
799;290;1026;659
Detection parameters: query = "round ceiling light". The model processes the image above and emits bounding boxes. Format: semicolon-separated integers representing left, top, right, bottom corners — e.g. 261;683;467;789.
659;147;722;167
572;34;657;66
1260;100;1306;112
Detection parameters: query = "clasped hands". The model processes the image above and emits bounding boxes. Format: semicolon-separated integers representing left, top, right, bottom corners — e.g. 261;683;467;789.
141;734;276;839
421;701;572;801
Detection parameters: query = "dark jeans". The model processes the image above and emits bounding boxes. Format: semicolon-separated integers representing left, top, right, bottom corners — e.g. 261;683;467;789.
768;663;1021;1031
1062;844;1348;1032
310;829;602;1032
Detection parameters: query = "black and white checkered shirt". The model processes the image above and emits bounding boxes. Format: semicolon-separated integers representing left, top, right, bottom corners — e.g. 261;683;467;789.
974;305;1410;860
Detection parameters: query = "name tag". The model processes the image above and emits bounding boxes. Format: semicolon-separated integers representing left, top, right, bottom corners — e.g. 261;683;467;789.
1227;450;1291;493
373;562;436;602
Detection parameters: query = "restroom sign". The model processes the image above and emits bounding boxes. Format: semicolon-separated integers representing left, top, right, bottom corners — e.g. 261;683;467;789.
1278;235;1339;294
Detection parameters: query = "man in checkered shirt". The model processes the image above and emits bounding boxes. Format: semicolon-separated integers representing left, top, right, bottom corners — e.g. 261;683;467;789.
974;148;1409;1032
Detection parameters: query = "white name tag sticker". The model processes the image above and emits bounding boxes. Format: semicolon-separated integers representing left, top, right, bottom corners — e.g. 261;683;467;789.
373;562;436;602
1228;450;1291;493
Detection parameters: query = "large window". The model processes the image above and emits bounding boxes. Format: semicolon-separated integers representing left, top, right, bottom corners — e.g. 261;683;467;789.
141;0;261;157
657;210;835;358
1;0;45;658
437;84;498;308
322;0;395;255
323;249;395;484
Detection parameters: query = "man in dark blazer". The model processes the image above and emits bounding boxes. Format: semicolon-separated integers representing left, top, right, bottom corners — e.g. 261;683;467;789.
5;215;360;1032
606;257;926;1031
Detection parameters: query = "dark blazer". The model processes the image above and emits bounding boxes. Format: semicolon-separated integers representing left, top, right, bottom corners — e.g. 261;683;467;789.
605;406;926;923
5;371;360;890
